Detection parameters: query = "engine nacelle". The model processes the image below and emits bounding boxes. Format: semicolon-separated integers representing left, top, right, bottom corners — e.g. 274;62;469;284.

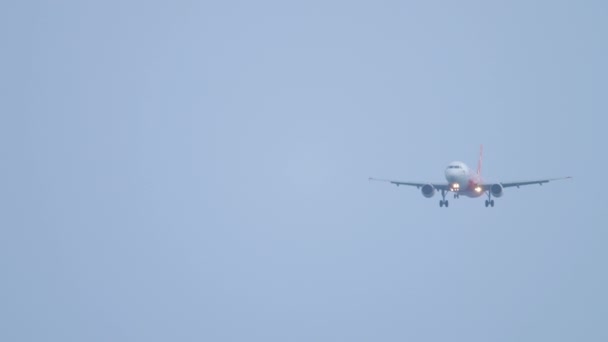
490;184;504;198
421;184;436;198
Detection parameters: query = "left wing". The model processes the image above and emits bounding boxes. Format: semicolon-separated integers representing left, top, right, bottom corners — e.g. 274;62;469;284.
483;176;572;189
369;177;450;191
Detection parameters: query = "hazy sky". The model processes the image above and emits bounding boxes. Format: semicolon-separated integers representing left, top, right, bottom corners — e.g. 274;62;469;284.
1;1;606;341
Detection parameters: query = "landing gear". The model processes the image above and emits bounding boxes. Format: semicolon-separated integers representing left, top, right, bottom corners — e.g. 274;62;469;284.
485;192;495;207
439;190;449;208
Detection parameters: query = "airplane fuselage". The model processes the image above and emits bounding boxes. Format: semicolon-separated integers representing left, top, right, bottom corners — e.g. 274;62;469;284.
444;161;484;198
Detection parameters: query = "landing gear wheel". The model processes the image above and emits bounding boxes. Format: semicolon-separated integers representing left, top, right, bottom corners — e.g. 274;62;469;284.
490;200;495;207
439;190;448;208
485;200;489;207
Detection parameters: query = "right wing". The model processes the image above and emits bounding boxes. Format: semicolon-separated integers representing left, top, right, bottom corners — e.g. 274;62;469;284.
490;176;572;189
369;177;450;191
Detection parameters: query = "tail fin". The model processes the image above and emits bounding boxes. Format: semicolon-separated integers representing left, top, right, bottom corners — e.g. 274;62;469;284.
477;144;483;176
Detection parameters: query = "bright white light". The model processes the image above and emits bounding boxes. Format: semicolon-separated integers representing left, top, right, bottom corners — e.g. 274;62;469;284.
475;186;482;192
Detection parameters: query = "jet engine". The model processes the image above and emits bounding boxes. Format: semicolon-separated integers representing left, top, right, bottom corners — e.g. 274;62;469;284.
421;184;436;198
490;184;504;198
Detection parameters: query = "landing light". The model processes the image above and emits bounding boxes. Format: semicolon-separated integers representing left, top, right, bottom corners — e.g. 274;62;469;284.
475;186;482;193
452;183;460;189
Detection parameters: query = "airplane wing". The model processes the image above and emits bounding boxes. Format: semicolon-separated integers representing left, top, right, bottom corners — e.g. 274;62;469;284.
483;176;572;189
369;177;450;191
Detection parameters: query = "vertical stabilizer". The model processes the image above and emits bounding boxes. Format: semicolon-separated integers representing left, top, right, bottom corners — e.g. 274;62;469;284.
477;144;483;176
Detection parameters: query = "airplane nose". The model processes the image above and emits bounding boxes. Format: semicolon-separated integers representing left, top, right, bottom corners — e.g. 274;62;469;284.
445;168;455;179
445;168;462;182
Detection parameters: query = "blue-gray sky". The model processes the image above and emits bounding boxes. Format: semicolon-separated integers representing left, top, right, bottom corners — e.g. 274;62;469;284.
1;1;606;341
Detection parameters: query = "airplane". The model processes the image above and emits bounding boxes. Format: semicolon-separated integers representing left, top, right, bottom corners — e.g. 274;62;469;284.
369;145;571;208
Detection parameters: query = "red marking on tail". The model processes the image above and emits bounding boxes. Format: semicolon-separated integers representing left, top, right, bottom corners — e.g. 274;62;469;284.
477;144;483;177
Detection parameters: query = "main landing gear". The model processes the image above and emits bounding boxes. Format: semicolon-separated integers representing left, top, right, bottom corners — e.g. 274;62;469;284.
485;192;495;207
439;190;449;208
